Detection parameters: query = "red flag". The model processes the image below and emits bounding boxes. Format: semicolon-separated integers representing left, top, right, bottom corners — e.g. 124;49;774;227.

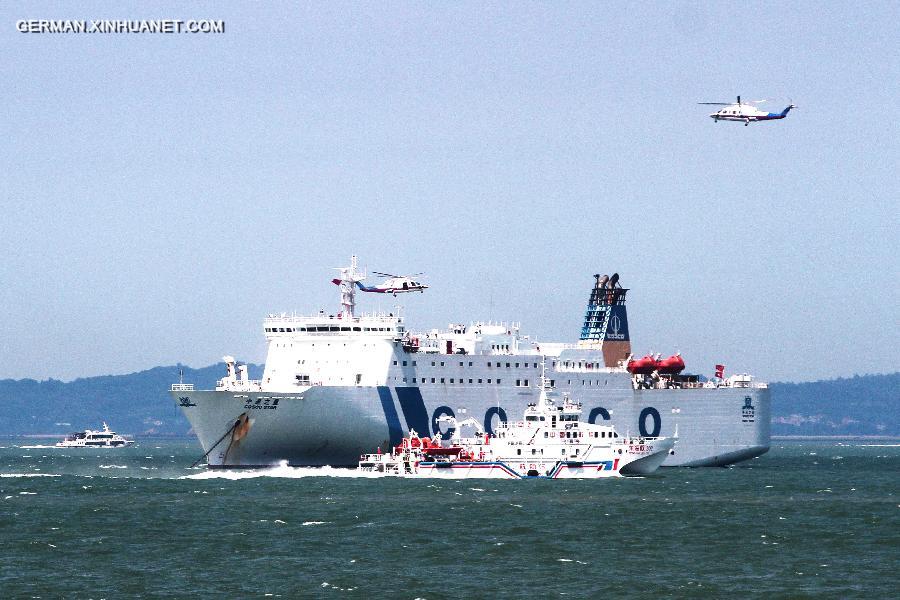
714;364;725;379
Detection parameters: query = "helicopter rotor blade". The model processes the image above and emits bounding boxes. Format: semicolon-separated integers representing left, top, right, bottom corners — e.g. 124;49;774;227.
372;271;400;278
698;102;730;105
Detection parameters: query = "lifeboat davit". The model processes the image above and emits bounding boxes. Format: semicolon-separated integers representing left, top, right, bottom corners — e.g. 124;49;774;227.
626;355;657;375
656;354;685;374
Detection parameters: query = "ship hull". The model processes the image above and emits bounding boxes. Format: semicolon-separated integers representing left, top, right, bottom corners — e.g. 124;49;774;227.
172;381;769;468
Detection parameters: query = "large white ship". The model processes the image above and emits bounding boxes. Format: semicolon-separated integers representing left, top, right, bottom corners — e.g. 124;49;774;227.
171;256;769;468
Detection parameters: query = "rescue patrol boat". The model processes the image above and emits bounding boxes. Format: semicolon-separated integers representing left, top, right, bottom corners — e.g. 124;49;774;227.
358;377;674;478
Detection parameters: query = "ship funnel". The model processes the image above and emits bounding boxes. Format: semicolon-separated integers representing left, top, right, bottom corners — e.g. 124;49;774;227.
578;272;631;367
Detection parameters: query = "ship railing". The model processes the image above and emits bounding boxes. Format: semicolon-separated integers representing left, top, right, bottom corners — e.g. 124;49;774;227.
264;313;400;325
171;383;194;391
215;378;263;391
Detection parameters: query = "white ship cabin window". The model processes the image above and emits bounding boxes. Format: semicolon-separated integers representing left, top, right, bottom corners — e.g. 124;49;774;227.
402;377;407;383
496;379;502;384
468;378;473;384
440;378;445;383
516;379;520;386
412;361;417;366
550;380;555;387
353;327;361;331
355;374;362;384
450;378;454;383
431;378;435;383
402;361;407;366
487;379;492;383
393;361;398;366
468;362;473;367
440;361;445;366
526;415;536;422
517;449;521;456
544;432;549;438
432;361;436;366
459;361;463;367
478;379;483;384
487;362;492;367
533;363;538;368
515;363;519;368
531;449;537;455
524;380;529;387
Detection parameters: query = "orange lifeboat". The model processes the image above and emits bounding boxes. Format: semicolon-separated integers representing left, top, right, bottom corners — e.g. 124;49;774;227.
626;355;657;374
656;354;685;374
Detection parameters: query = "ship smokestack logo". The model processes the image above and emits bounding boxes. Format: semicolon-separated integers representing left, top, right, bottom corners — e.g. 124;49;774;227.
741;397;755;423
606;314;625;340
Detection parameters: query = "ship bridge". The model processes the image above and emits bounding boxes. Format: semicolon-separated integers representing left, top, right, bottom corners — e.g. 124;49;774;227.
263;312;405;339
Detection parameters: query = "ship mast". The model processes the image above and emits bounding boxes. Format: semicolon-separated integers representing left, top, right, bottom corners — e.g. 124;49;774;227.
337;255;366;319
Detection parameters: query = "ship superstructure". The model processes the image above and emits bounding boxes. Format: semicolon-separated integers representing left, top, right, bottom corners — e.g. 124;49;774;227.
172;256;769;468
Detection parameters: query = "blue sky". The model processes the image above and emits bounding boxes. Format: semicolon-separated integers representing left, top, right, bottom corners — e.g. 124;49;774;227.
1;2;897;382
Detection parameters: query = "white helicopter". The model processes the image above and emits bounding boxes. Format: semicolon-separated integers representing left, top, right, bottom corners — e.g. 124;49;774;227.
332;271;428;295
699;96;796;125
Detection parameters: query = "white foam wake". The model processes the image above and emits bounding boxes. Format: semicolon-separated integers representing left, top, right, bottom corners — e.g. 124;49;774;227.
179;462;384;480
1;473;61;478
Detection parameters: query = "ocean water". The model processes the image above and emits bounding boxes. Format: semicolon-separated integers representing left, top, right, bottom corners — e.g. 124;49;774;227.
1;440;897;599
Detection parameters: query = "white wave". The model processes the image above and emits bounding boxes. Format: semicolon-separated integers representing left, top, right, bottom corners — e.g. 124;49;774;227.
302;521;329;526
99;465;128;469
18;445;60;449
858;444;900;447
1;473;61;478
179;462;381;480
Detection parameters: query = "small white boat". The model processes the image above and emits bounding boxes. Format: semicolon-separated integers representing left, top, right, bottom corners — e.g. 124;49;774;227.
359;377;674;479
55;422;135;448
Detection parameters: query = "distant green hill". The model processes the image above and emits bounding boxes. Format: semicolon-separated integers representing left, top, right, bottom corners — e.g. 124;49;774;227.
1;366;896;437
770;373;899;436
0;364;262;437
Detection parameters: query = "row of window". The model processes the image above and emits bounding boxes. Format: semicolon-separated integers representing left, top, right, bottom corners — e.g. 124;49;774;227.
402;377;504;385
544;430;617;439
393;360;542;368
266;326;396;333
